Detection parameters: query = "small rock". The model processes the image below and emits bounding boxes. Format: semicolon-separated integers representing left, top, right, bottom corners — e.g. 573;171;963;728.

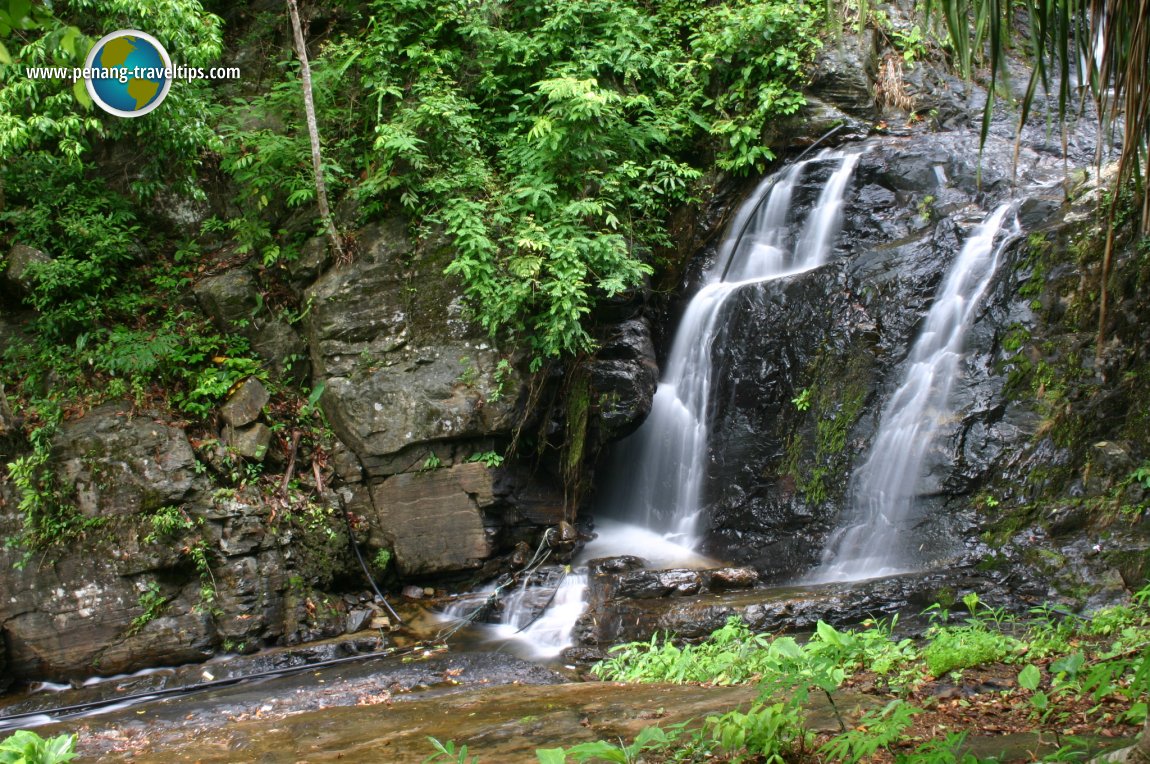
369;616;391;630
346;609;373;633
223;422;272;461
710;567;760;589
220;378;270;427
402;585;424;600
587;556;646;576
423;587;435;597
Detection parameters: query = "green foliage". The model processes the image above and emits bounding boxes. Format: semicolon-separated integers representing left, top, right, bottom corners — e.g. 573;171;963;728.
129;580;168;635
465;451;504;468
424;737;478;764
791;387;812;411
373;548;392;571
821;699;920;763
0;0;223;195
145;505;197;544
538;724;688;763
707;700;809;763
921;598;1024;677
216;0;820;366
0;731;77;764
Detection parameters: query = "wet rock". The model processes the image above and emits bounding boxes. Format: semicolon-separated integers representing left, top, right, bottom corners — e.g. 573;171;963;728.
4;244;52;293
368;463;495;576
193;270;260;334
219;377;269;427
808;30;880;120
223;422;272;461
616;570;704;598
588;318;659;443
577;570;1017;646
401;586;425;599
345;609;373;633
587;556;646;576
710;567;760;589
53;403;196;517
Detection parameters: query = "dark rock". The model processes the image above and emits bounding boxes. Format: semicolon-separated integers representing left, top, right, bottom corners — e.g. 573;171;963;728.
193;270;260;334
223;422;272;461
53;403;196;517
588;318;659;443
288;235;332;287
576;569;1019;646
219;377;269;427
346;609;373;633
616;570;704;598
808;31;880;120
4;244;52;293
587;556;646;576
252;320;309;384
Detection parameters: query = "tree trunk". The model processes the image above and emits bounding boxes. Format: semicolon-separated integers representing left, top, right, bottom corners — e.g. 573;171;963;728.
286;0;347;264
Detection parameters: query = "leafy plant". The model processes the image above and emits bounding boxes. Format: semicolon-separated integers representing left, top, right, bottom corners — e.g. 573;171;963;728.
821;699;920;763
0;730;77;764
129;580;168;635
424;737;478;764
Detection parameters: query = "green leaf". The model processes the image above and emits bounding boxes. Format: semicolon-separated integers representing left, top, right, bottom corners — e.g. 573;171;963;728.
9;0;30;25
535;749;566;764
72;79;92;110
1018;663;1041;691
561;741;627;762
0;40;9;65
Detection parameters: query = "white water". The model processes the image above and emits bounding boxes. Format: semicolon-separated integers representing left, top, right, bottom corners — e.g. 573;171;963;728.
813;204;1019;583
599;151;861;549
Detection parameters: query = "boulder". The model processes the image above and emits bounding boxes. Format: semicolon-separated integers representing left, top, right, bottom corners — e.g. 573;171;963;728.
223;422;272;461
367;463;496;575
193;270;260;334
53;403;196;517
305;218;523;477
0;561;215;681
219;377;269;427
4;244;52;293
588;318;659;444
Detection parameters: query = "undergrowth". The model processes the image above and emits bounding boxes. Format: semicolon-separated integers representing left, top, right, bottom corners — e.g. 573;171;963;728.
430;588;1150;762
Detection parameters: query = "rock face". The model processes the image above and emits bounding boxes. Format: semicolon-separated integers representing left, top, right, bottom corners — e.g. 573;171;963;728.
302;219;570;576
368;464;495;575
0;405;361;682
306;220;521;476
53;403;197;518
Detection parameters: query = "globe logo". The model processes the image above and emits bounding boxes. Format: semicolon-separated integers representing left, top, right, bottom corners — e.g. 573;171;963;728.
84;30;172;118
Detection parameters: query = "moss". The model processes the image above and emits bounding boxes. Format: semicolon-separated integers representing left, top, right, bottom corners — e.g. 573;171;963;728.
786;343;873;505
563;372;591;497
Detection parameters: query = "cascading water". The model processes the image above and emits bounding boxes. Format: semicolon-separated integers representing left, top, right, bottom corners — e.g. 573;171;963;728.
599;150;861;547
813;203;1020;583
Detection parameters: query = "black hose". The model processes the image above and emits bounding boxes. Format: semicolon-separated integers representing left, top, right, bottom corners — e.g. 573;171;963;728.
0;642;442;731
341;501;403;625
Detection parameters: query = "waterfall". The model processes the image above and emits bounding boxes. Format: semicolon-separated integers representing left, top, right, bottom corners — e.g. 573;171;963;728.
813;204;1020;583
439;568;588;658
599;151;861;547
439;151;861;656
